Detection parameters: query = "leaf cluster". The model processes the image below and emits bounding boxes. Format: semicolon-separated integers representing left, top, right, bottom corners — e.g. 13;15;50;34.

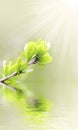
21;39;53;67
3;39;53;77
0;39;53;114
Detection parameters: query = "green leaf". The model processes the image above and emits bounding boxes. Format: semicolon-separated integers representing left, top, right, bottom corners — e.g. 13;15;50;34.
38;53;53;65
10;63;17;74
24;41;37;61
37;40;48;50
36;44;47;57
16;57;22;73
36;40;48;57
19;51;25;58
20;62;28;73
3;61;10;76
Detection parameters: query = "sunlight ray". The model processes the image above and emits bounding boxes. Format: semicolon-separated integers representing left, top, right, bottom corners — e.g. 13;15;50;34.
1;0;78;78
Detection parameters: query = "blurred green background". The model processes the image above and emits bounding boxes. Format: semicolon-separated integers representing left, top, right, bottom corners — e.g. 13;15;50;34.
0;0;78;130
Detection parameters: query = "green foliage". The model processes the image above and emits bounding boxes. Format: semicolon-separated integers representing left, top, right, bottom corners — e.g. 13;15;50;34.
26;98;50;113
36;40;48;57
38;53;52;65
3;61;12;76
20;39;53;66
2;39;52;78
24;41;37;61
16;57;28;74
0;39;53;117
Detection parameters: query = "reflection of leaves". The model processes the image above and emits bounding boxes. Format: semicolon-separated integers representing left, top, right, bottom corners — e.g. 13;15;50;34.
26;98;51;113
4;87;26;102
23;97;52;123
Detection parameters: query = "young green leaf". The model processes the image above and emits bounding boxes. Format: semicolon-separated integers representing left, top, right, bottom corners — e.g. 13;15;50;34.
3;61;10;76
16;57;22;73
24;41;37;61
36;43;47;57
38;53;53;65
20;62;28;73
10;63;17;74
36;40;50;58
19;51;25;58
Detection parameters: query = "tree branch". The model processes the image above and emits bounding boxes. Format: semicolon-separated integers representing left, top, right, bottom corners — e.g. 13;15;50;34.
28;57;37;66
0;72;17;82
0;57;37;91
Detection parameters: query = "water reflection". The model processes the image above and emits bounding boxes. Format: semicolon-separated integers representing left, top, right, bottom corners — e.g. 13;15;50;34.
0;84;78;130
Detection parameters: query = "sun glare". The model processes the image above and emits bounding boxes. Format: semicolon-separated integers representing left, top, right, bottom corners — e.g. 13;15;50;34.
3;0;78;78
63;0;78;11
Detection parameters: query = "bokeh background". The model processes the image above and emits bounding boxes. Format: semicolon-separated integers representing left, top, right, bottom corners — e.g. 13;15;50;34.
0;0;78;130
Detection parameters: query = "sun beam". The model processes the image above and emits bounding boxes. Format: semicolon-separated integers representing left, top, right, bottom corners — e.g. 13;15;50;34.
63;0;78;9
1;0;78;78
